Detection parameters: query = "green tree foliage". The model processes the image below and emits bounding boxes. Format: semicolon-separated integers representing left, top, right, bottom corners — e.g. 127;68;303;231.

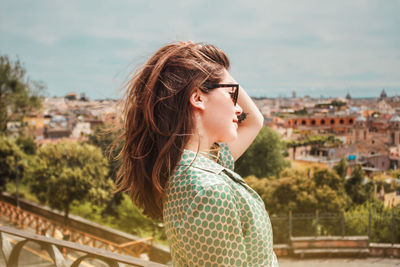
69;194;167;244
245;167;347;215
285;134;342;160
330;100;347;110
308;135;343;155
87;123;123;215
109;194;166;241
345;165;374;205
0;55;44;133
246;167;348;242
293;108;308;115
285;140;301;160
28;141;114;223
315;100;346;110
0;136;26;191
16;134;37;155
333;157;348;179
345;201;400;243
235;126;290;178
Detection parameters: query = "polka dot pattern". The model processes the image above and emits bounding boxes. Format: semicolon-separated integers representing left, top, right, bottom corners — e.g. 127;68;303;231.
163;143;279;266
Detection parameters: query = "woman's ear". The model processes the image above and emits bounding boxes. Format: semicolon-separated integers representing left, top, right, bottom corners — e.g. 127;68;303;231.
189;89;206;111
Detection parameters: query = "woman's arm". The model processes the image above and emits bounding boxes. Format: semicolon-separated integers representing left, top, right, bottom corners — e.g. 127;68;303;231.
228;84;264;161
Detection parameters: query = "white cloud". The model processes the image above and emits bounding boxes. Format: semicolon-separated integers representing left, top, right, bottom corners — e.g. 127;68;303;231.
0;0;399;98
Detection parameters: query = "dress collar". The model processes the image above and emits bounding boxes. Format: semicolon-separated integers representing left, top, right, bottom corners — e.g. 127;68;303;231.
176;149;224;174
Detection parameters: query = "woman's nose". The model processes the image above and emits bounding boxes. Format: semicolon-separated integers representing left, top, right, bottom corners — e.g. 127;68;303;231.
235;104;243;115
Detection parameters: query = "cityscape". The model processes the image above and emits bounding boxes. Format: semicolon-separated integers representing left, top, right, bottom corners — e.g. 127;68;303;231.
2;67;400;266
1;0;400;265
9;88;400;208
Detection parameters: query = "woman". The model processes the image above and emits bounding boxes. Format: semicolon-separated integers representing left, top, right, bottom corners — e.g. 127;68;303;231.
115;42;278;266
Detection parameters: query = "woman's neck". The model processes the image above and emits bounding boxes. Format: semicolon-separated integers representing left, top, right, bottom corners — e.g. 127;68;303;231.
185;129;214;153
185;113;216;153
185;136;212;152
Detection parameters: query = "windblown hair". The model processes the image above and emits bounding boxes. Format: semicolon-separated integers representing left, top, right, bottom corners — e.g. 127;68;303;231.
114;42;230;219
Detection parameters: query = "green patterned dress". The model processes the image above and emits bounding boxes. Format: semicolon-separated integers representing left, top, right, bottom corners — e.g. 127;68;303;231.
163;143;278;267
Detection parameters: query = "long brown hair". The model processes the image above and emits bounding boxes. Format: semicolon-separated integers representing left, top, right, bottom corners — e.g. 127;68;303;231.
113;42;230;219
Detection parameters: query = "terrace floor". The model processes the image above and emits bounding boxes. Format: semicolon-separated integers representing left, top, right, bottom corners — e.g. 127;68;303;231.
279;257;400;266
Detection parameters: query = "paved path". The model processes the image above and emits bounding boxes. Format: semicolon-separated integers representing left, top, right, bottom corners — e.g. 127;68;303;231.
278;257;400;267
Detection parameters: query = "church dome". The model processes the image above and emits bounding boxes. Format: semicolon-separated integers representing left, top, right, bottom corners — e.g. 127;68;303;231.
380;89;387;99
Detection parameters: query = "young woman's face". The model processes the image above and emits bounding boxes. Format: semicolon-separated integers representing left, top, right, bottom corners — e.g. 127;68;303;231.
201;69;242;144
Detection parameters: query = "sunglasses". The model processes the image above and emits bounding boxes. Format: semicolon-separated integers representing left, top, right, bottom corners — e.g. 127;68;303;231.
201;83;240;105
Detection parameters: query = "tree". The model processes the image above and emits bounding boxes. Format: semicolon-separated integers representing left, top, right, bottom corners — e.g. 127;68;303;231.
28;141;114;223
235;126;290;178
0;136;26;191
345;201;400;243
0;55;44;133
245;166;348;241
285;140;302;160
285;134;342;160
16;134;37;155
333;157;348;180
330;100;346;111
345;165;374;205
245;167;347;215
87;123;123;216
312;168;347;211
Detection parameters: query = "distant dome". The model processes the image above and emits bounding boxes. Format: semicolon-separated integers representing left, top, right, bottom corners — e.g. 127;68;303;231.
389;114;400;122
346;93;351;100
380;89;387;99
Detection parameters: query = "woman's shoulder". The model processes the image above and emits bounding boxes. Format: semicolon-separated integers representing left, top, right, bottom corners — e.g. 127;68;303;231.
169;164;228;191
164;166;234;222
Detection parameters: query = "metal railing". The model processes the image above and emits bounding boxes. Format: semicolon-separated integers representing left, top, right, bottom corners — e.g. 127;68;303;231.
0;200;153;257
0;225;168;267
270;208;400;245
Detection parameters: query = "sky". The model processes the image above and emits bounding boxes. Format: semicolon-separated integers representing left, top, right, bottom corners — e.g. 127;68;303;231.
1;0;399;100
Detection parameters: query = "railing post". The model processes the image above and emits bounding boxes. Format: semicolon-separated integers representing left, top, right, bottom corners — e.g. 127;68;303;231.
289;210;292;241
341;213;345;237
368;207;371;240
315;209;319;237
392;208;395;245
